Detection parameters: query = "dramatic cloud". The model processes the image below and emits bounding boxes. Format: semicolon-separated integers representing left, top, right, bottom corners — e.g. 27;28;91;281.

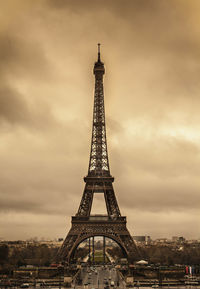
0;0;200;240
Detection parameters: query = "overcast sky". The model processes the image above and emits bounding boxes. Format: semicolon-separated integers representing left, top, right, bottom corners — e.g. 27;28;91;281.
0;0;200;241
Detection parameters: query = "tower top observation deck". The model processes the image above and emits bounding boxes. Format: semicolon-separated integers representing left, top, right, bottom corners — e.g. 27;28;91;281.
93;43;105;75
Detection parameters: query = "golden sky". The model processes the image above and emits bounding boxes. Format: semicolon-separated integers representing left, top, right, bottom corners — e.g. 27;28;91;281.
0;0;200;240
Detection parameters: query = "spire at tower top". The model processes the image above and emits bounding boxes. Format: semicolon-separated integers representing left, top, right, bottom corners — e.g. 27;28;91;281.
93;43;104;74
98;43;101;62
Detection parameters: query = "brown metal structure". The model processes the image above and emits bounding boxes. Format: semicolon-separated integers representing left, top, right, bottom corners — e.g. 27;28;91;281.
56;45;140;263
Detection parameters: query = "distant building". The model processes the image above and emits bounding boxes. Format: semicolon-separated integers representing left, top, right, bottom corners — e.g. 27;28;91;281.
172;236;185;243
155;238;169;243
133;236;151;244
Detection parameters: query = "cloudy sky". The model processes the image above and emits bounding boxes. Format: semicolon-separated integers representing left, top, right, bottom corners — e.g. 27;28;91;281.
0;0;200;241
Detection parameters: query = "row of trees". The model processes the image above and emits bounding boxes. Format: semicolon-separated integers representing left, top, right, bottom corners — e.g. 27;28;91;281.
107;244;200;265
140;244;200;265
0;244;58;268
0;242;199;269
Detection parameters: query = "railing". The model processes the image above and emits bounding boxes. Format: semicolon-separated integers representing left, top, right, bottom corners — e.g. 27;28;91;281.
72;215;126;222
89;215;109;221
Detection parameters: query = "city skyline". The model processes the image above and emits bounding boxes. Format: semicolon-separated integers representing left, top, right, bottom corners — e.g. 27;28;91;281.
0;0;200;240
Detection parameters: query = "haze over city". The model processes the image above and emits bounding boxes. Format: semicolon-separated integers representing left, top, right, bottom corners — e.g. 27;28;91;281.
0;0;200;240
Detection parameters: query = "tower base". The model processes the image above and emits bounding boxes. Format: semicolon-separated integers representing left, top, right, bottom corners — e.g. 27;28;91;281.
56;215;140;264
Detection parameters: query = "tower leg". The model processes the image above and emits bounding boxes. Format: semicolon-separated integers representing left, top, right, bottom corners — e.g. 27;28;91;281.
89;237;91;264
103;236;106;264
92;236;95;264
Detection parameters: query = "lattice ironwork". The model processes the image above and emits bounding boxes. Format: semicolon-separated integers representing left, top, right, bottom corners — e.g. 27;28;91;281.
77;179;121;217
56;45;140;264
88;44;109;176
57;219;140;263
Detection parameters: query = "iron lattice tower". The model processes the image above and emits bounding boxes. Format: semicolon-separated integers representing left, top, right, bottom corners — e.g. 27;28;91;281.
56;45;140;263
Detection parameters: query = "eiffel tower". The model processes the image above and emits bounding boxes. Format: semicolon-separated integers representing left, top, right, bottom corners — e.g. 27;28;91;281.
57;44;140;264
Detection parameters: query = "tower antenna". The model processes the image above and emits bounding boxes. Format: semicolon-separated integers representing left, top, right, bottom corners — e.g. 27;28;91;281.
98;43;101;61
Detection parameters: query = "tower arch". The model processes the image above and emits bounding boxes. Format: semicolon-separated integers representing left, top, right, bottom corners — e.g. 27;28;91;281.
69;233;128;262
